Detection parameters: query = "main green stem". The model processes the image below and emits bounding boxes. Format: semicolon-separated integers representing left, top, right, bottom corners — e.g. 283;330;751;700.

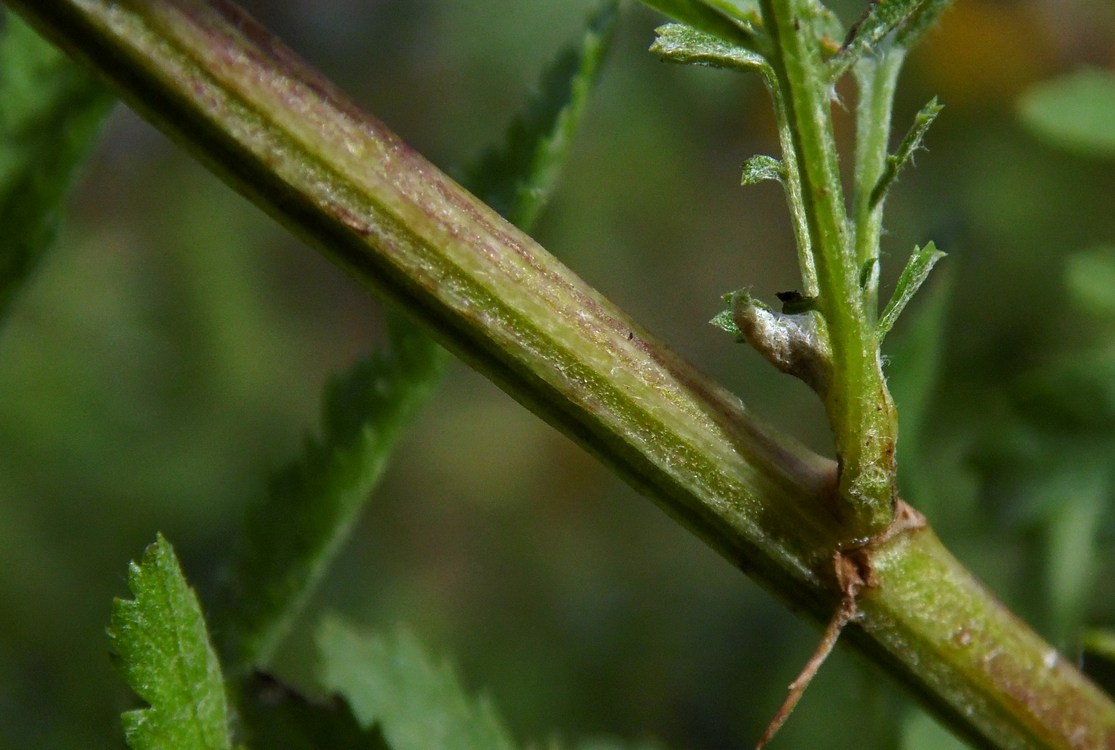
759;0;897;540
7;1;1115;746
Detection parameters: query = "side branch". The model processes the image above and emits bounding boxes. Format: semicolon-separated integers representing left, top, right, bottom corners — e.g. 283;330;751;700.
758;0;899;539
9;1;1115;746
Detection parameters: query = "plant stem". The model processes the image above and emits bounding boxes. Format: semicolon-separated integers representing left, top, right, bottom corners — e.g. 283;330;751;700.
758;0;898;540
761;65;821;300
8;1;1115;746
852;48;906;324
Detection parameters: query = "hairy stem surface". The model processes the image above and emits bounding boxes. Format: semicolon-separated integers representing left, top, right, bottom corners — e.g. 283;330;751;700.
852;48;905;323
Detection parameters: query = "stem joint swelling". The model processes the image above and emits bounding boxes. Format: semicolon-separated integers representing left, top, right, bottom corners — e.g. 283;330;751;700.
719;288;899;539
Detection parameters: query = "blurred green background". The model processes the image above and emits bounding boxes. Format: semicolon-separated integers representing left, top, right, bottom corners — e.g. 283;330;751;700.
2;1;1114;747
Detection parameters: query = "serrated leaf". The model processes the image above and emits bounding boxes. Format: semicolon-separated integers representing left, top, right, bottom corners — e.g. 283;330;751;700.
877;241;945;340
0;12;114;322
317;616;518;750
870;97;942;208
844;0;922;52
740;154;783;184
638;0;762;49
650;23;768;72
833;0;951;77
219;315;447;667
108;535;233;750
462;1;619;228
709;306;741;336
1018;69;1115;159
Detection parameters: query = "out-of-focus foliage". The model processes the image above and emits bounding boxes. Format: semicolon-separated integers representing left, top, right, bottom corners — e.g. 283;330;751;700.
317;616;669;750
1;1;1114;749
0;13;112;320
318;617;519;750
963;49;1115;652
463;1;618;229
1018;69;1115;158
218;315;448;672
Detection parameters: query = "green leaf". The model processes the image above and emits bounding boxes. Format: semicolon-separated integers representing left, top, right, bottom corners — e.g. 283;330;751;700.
108;535;233;750
877;241;945;340
316;616;518;750
0;12;113;322
870;97;942;208
638;0;762;49
219;316;447;669
833;0;953;76
1018;69;1115;159
970;312;1115;643
219;3;615;670
740;154;783;184
849;0;923;45
462;0;619;229
709;305;741;336
650;22;768;72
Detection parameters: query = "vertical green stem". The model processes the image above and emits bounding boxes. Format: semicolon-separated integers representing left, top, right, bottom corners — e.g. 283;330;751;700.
852;48;905;325
759;0;896;539
762;66;820;298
